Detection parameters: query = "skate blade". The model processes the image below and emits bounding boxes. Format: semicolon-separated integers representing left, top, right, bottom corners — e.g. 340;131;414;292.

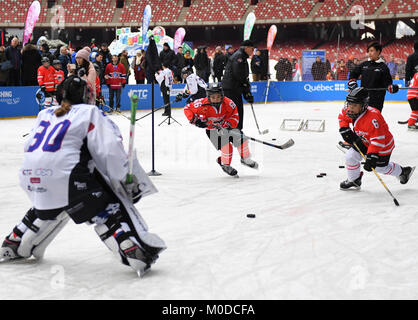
261;129;269;135
340;186;361;191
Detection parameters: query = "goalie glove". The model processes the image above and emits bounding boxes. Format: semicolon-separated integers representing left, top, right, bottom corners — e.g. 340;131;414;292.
122;175;142;204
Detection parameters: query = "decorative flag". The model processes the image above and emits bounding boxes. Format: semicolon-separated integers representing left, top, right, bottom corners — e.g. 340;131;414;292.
243;12;256;41
173;28;186;54
23;1;41;46
267;25;277;51
142;5;152;48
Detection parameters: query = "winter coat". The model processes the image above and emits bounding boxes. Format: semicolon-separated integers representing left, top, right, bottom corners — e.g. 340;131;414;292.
132;55;145;82
119;55;131;80
159;48;177;69
311;61;327;80
5;45;22;71
21;44;41;86
213;52;227;76
0;50;9;84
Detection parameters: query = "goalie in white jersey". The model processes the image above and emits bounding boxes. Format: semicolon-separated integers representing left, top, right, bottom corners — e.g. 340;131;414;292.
175;66;207;104
0;75;166;277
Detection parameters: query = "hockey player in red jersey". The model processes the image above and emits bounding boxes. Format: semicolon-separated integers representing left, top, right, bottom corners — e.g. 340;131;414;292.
37;57;56;93
406;65;418;130
184;83;258;177
338;87;415;190
53;60;65;86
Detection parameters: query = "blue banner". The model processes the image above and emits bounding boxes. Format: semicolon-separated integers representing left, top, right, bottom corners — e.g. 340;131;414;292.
302;50;326;81
0;81;408;119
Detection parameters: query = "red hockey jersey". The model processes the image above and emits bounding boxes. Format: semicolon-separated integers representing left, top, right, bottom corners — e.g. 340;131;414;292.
54;69;65;85
184;97;239;129
338;106;394;155
407;73;418;100
37;66;56;92
105;63;126;89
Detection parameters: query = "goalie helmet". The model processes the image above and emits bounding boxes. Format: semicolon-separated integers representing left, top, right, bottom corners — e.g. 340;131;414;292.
56;75;88;105
206;83;224;109
181;66;193;79
345;87;369;119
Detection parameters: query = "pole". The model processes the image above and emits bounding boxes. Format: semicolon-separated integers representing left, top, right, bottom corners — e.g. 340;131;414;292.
148;81;161;176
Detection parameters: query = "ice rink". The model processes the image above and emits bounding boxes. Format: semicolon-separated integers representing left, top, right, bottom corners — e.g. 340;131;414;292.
0;100;417;300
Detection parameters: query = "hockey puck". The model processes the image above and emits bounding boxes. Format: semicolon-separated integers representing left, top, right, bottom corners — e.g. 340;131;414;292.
316;175;323;178
339;165;345;169
272;138;276;141
320;173;327;176
247;214;256;218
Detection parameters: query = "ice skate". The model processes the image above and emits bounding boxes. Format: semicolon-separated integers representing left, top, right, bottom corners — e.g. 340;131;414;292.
340;172;363;190
119;239;152;277
217;157;238;177
407;124;418;131
240;157;259;169
399;166;415;184
0;237;22;263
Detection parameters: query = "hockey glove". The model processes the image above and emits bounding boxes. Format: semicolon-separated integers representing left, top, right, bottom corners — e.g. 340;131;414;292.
175;93;183;102
244;91;254;103
388;84;399;94
40;85;46;92
339;127;357;144
190;115;207;128
123;175;142;204
363;153;379;172
347;79;358;91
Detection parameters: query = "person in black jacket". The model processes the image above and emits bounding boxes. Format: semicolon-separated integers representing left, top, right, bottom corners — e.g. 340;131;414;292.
251;49;262;82
405;41;418;86
194;46;210;83
99;43;113;66
311;56;327;80
21;43;42;86
348;41;398;112
213;46;227;82
5;37;22;86
159;43;177;70
222;40;255;130
175;46;185;82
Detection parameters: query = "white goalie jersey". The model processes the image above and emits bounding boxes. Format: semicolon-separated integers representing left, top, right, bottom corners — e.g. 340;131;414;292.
20;104;156;210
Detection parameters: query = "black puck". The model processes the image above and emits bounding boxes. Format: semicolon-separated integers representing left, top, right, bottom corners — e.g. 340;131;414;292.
247;214;256;218
320;173;327;176
316;175;323;178
339;165;345;169
272;138;276;141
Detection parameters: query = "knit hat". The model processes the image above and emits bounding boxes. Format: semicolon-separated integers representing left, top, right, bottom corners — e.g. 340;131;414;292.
83;46;91;53
76;48;90;61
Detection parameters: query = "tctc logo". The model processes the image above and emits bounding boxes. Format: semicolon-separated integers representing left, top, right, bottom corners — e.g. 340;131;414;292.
128;89;148;99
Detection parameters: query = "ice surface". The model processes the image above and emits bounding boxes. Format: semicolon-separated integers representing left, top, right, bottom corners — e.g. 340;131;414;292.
0;101;417;300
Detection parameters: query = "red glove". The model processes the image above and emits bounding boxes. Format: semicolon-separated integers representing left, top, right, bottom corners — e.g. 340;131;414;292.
220;120;231;129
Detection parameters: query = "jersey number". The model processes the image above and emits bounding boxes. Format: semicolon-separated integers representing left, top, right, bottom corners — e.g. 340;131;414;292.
372;119;379;129
27;120;71;152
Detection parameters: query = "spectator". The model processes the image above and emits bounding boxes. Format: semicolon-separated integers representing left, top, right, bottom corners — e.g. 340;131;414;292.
251;49;262;82
99;43;113;66
213;46;227;82
58;46;70;78
95;53;106;85
119;49;131;84
336;60;348;80
175;46;185;82
275;57;292;81
183;50;194;69
397;59;406;80
75;47;97;105
387;54;397;79
226;46;234;60
311;56;327;80
159;43;177;70
40;43;54;62
346;55;355;75
0;46;9;86
132;50;146;84
21;43;41;86
5;37;22;86
194;46;210;82
70;47;79;64
105;55;126;112
90;47;99;63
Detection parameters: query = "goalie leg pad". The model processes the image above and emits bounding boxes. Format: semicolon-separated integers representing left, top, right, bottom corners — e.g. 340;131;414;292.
17;209;69;259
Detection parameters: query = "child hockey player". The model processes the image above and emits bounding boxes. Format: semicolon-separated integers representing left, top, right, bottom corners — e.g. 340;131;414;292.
184;83;258;177
406;65;418;130
175;66;207;104
0;75;166;277
53;59;65;86
338;87;415;190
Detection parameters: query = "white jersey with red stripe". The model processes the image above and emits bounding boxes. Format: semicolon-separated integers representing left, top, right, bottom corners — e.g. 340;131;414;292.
20;104;130;210
155;68;174;89
407;73;418;100
338;105;395;156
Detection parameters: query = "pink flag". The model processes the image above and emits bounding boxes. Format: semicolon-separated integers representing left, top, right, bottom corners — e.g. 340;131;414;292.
173;27;186;54
23;1;41;46
267;25;277;51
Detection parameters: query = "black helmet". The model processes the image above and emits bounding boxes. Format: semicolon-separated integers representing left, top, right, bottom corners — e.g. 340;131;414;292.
56;75;88;105
41;57;50;64
52;59;61;66
181;66;193;79
206;83;224;108
345;87;369;119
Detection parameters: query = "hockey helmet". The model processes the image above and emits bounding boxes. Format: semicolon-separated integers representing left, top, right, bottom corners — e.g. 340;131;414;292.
181;66;193;79
206;83;224;109
345;87;369;119
41;57;50;64
56;75;88;105
52;59;61;66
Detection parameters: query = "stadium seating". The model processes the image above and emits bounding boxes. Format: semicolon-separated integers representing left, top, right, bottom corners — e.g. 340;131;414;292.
381;0;418;14
0;0;48;24
120;0;181;23
315;0;353;18
254;0;316;19
185;0;249;22
61;0;114;23
345;0;384;16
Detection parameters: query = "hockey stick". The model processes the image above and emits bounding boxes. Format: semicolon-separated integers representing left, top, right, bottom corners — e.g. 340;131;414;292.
126;94;139;185
398;120;409;125
135;101;172;122
352;142;400;206
250;103;269;135
213;124;294;150
364;87;418;91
